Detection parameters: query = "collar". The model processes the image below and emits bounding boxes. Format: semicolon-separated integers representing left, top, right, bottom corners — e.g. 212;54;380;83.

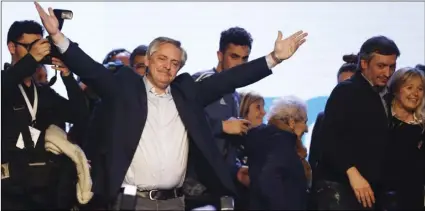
360;72;389;94
143;76;171;96
392;111;422;125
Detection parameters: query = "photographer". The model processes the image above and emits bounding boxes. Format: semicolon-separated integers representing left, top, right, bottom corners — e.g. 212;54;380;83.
1;20;89;210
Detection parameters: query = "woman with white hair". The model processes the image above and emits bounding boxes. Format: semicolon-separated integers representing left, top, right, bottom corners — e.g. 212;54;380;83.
380;67;425;210
244;95;310;210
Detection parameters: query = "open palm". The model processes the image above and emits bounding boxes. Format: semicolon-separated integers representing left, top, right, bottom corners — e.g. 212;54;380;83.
34;2;60;36
274;30;308;60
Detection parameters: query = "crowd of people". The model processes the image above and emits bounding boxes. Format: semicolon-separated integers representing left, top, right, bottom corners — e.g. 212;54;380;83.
1;2;424;211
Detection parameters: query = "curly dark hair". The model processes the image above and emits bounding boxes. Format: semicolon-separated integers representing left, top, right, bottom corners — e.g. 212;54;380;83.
219;27;253;53
7;20;44;43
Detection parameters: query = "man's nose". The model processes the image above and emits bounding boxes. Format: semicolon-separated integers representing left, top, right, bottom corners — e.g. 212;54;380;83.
164;61;171;70
383;67;391;77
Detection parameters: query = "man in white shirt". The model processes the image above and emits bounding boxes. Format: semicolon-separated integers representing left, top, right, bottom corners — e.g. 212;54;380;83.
35;2;308;210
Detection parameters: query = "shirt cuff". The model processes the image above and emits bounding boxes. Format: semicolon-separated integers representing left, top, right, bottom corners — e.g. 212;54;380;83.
54;35;71;54
265;54;277;70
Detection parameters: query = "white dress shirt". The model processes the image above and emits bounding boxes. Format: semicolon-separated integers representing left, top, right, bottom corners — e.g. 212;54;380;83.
123;77;188;190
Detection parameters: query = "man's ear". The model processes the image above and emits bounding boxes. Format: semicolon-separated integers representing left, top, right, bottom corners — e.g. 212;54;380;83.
217;50;223;63
360;59;368;71
288;118;296;130
144;55;149;67
7;42;16;55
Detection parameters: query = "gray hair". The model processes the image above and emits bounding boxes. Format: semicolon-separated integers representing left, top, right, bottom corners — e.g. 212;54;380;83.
147;37;188;69
267;95;307;123
388;67;425;122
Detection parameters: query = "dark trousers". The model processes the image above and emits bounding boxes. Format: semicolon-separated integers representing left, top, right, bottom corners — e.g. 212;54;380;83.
111;193;185;211
2;189;57;210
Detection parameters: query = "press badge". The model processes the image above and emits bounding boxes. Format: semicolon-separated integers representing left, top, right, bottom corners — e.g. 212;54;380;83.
1;163;10;179
16;126;41;149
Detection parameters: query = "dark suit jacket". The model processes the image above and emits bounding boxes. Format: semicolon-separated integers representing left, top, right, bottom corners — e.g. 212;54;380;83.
308;111;324;177
245;124;307;210
317;71;391;187
59;41;273;201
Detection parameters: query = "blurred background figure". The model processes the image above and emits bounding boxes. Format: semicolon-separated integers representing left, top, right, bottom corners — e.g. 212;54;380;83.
130;44;148;76
102;48;131;66
33;64;48;85
245;96;310;210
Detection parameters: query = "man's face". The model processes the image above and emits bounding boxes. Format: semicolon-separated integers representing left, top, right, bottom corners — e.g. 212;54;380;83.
132;55;147;76
217;43;250;71
361;53;397;87
111;52;130;66
145;43;182;90
8;33;42;62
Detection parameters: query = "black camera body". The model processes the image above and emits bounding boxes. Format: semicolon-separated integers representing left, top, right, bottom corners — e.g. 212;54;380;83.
40;9;73;65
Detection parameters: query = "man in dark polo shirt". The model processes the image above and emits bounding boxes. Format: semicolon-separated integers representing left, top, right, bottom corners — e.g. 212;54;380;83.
189;26;254;210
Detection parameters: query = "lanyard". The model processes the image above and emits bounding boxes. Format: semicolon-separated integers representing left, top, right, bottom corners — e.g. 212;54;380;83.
18;84;38;124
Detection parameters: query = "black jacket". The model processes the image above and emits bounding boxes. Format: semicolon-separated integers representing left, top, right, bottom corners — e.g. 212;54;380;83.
317;71;391;187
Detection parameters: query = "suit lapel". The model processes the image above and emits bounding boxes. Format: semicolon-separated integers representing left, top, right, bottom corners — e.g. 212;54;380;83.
137;78;148;137
170;83;187;124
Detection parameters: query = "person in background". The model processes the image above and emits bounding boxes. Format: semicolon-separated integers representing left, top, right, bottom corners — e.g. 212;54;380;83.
245;96;309;210
234;91;266;210
33;64;48;85
416;64;425;72
315;36;400;210
1;19;88;210
236;91;266;184
188;27;255;210
380;67;425;210
102;48;131;66
130;45;148;76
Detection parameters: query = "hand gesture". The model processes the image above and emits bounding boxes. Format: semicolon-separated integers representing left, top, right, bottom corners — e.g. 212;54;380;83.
237;166;250;187
347;167;375;208
222;117;251;135
274;30;308;61
29;39;51;62
34;1;60;36
51;57;70;76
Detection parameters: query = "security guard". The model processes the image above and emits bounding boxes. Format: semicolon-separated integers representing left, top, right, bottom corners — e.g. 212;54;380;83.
1;20;89;210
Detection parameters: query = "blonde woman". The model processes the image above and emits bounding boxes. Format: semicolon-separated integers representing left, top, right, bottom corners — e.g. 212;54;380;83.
380;67;425;210
239;91;267;128
244;96;310;210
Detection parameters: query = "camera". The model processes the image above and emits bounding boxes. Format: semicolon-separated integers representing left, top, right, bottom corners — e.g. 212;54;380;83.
39;9;73;65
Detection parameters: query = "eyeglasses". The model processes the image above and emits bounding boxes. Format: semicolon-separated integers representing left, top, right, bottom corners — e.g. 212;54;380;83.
12;40;33;51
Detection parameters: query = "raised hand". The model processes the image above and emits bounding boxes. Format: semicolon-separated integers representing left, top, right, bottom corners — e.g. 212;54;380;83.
274;30;308;61
34;1;60;36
